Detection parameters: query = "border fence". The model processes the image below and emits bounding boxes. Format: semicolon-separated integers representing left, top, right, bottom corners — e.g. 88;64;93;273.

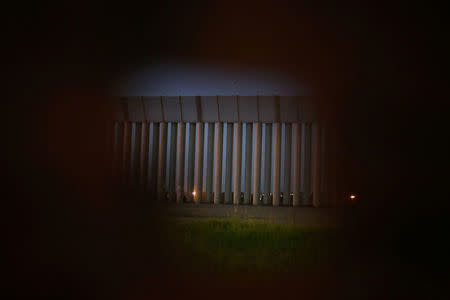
108;96;338;207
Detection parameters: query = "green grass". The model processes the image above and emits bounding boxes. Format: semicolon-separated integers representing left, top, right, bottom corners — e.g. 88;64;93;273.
164;218;340;274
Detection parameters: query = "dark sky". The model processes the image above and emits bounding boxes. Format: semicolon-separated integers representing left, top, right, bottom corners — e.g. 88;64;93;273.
4;1;449;299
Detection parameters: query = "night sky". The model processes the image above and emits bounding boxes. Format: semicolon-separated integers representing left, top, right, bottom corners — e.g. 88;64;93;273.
5;1;448;299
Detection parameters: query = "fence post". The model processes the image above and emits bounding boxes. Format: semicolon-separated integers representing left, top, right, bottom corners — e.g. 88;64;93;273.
157;122;168;200
194;122;204;203
293;122;302;206
176;122;185;203
214;122;223;204
205;123;215;202
283;123;292;205
312;122;322;207
263;123;272;205
168;123;177;200
233;122;242;205
302;123;312;205
253;122;262;205
244;123;253;204
186;123;196;201
224;123;233;204
272;122;281;206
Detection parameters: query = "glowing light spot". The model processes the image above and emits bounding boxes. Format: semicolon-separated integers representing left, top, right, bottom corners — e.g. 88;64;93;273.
192;191;196;196
349;194;357;200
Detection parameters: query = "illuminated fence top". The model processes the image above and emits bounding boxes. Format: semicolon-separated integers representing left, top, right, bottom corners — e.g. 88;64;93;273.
112;96;317;123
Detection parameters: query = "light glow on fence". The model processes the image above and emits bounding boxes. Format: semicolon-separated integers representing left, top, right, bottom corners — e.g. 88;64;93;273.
114;61;310;96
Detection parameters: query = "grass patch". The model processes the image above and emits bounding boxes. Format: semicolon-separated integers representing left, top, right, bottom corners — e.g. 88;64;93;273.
164;218;339;274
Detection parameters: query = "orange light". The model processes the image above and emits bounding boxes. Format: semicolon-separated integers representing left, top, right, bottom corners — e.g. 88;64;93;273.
349;194;356;200
192;191;196;196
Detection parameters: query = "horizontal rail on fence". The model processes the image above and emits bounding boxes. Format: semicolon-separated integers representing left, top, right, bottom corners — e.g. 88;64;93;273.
110;96;318;123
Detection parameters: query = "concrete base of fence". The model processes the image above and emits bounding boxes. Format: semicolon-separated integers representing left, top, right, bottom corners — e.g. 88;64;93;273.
165;203;349;227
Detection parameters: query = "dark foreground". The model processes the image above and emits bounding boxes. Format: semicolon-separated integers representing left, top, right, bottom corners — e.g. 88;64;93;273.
7;197;450;299
164;218;340;273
